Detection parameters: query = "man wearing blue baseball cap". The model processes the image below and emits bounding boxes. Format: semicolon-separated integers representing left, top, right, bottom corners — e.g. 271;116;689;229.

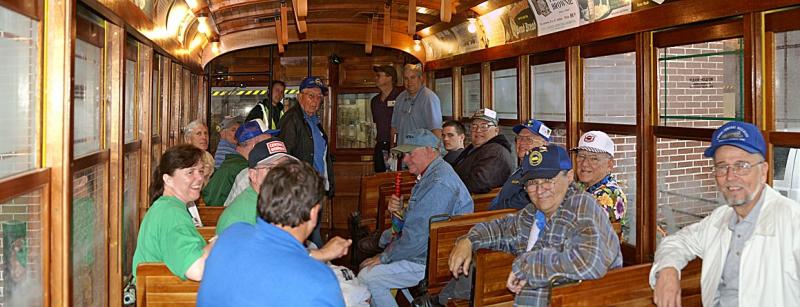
488;119;552;210
202;119;276;206
651;121;800;307
279;76;334;246
445;144;622;306
358;129;473;307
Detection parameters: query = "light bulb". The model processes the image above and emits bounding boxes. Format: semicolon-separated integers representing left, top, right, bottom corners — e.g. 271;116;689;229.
467;18;477;33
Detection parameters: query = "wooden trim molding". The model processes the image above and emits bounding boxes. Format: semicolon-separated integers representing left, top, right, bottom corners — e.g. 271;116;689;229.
105;21;125;306
765;6;800;32
578;123;637;135
654;126;715;141
768;131;800;147
123;140;142;153
0;0;42;20
72;150;110;172
0;168;50;203
653;18;743;48
636;31;657;262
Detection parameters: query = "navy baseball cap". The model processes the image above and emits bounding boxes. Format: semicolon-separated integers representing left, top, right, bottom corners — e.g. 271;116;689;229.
299;76;329;95
703;121;766;158
391;129;443;153
248;138;297;168
236;119;266;144
513;119;552;142
519;144;573;181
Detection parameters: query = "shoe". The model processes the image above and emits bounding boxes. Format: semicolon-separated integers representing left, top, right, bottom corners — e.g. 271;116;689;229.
411;294;444;307
356;232;384;256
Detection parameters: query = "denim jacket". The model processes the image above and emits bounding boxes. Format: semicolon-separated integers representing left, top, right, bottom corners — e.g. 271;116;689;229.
380;157;474;265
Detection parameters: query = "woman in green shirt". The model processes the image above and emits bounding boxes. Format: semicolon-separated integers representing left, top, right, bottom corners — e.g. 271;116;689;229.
132;144;214;281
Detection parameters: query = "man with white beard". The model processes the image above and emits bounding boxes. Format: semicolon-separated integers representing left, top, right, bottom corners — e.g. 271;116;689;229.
650;121;800;307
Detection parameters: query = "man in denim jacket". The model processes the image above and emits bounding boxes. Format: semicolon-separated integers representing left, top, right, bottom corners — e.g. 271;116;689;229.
358;129;474;307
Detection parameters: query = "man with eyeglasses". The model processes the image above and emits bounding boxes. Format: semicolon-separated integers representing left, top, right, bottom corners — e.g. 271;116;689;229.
571;131;628;239
391;63;443;145
279;76;335;246
452;108;515;194
651;121;800;307
443;145;622;306
488;119;552;210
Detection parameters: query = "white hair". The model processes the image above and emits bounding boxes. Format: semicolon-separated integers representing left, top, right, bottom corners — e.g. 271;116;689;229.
183;120;207;142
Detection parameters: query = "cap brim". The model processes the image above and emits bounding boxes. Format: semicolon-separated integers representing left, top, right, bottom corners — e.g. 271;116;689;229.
265;129;281;136
703;142;762;158
254;153;296;167
570;146;612;156
512;124;524;134
472;116;498;124
391;144;424;153
519;169;561;182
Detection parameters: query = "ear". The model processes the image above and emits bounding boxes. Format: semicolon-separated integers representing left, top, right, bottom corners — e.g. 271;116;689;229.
162;173;172;186
308;204;321;230
565;169;575;184
248;168;259;184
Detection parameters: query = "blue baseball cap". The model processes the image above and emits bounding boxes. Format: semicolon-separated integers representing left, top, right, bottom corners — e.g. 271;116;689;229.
703;121;766;158
513;119;552;142
299;76;329;95
391;129;442;153
236;119;270;144
519;144;573;181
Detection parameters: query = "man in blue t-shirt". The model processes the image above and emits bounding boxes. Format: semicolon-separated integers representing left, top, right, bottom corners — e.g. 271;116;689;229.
198;160;345;307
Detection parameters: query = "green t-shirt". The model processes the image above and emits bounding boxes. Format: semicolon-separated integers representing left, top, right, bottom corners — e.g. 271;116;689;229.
132;196;206;281
216;186;259;235
202;153;248;206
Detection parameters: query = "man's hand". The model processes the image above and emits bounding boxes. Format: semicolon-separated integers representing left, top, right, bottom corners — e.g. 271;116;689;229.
310;236;352;262
359;254;382;271
388;195;402;214
506;272;527;294
448;238;473;278
653;267;682;307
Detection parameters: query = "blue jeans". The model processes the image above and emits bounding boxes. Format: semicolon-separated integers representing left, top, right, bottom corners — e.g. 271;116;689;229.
358;260;425;307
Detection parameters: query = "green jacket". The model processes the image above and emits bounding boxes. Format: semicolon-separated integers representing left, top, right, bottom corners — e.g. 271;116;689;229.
202;153;247;206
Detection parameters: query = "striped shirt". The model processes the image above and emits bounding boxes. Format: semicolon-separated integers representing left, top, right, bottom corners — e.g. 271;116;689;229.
466;183;623;306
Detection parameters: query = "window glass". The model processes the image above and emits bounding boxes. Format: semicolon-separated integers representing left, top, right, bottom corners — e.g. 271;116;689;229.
0;8;39;179
435;77;453;117
71;165;108;307
462;72;481;117
607;134;637;245
138;44;152;139
772;146;800;202
336;92;375;149
657;38;743;128
774;30;800;132
656;138;717;239
125;58;136;143
74;39;104;156
531;62;566;121
122;152;140;279
492;68;517;119
549;127;567;148
583;52;636;124
0;190;44;306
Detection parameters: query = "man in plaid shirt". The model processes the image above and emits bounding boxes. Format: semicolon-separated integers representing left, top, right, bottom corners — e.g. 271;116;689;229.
448;145;622;306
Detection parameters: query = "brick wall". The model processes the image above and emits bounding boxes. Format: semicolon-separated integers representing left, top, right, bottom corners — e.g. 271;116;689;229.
0;191;43;307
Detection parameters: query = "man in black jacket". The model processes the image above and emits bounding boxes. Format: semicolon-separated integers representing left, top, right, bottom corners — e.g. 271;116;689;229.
278;76;334;247
451;108;514;194
245;80;285;130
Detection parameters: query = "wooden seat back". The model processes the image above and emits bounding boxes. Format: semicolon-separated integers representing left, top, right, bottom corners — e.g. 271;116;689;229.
136;263;199;307
376;182;416;231
426;209;517;295
358;171;416;231
467;250;703;307
197;226;216;241
197;206;225;227
472;188;502;212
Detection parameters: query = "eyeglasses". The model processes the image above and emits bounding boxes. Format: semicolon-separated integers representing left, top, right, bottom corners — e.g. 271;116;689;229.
525;178;557;191
711;161;765;177
574;153;609;165
470;123;496;132
516;136;543;145
302;93;324;101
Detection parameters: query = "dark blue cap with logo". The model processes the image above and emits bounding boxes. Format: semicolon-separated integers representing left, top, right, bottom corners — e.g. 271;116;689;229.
519;144;573;181
703;121;766;158
235;119;266;144
512;119;552;142
299;76;329;95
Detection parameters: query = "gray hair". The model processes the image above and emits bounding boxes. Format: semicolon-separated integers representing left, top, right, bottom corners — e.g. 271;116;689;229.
404;63;423;77
183;120;207;142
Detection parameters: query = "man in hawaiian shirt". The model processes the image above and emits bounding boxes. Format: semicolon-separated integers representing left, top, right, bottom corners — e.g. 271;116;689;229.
570;131;628;239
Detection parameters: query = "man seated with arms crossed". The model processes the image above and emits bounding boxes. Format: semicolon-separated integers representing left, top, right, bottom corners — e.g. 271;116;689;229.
215;138;351;261
452;108;515;194
651;121;800;307
358;129;474;307
488;119;552;211
571;131;628;239
198;159;345;307
447;145;622;306
202;119;276;206
442;120;466;165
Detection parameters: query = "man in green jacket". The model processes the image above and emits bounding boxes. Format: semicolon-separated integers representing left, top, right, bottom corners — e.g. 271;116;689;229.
202;119;276;206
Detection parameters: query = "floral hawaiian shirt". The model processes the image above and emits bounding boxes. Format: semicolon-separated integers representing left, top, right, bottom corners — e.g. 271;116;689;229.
579;175;628;239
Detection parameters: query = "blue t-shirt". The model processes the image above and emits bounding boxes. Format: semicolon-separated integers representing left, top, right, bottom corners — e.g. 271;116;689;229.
198;219;344;307
303;112;327;174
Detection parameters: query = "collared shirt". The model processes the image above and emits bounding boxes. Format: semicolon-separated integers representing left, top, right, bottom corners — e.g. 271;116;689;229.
488;167;529;211
303;112;327;175
213;140;237;169
371;87;401;143
216;186;259;235
391;86;442;145
466;184;623;306
223;168;249;207
715;188;766;307
580;175;628;237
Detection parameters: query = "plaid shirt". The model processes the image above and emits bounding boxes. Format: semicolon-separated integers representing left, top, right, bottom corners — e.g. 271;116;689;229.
466;183;623;306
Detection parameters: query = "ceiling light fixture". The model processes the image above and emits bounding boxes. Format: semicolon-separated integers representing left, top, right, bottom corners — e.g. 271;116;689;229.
413;34;422;52
467;17;477;33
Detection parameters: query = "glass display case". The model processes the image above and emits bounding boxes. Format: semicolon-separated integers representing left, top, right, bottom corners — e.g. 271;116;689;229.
335;91;378;149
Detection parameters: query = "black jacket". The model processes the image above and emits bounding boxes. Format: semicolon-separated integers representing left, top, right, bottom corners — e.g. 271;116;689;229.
278;105;335;194
452;134;514;194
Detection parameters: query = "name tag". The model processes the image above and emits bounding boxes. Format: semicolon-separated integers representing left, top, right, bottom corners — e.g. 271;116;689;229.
387;100;396;107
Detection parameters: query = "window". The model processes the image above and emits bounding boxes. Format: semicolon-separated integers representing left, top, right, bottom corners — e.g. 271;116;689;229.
73;22;104;156
657;38;743;128
583;52;636;124
0;190;45;306
71;165;108;307
772;146;800;202
435;76;453;117
122;152;140;279
774;30;800;132
336;92;375;149
0;7;39;179
531;61;566;121
462;68;481;117
125;55;137;143
605;133;638;245
492;67;517;119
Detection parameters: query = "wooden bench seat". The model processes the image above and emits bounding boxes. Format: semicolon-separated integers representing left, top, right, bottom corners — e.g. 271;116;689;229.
136;263;200;307
197;206;225;227
472;187;502;212
357;171;416;231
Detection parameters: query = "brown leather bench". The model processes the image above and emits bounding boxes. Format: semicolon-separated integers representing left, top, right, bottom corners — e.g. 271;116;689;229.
136;263;199;307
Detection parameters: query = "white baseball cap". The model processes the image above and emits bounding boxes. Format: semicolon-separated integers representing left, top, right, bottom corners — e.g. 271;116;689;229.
571;131;615;157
